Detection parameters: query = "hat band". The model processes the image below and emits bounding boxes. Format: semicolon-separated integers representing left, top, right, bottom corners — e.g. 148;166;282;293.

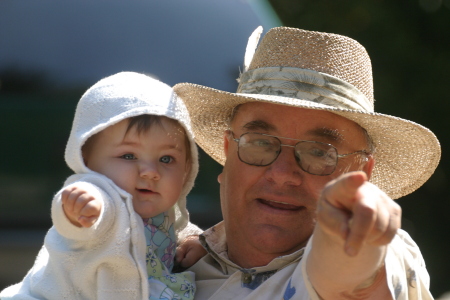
237;67;373;112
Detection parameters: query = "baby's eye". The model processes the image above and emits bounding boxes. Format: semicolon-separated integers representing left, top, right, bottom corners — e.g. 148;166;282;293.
120;153;136;160
160;155;173;164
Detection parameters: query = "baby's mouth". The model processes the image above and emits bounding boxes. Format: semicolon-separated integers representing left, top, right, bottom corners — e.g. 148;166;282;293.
137;188;155;194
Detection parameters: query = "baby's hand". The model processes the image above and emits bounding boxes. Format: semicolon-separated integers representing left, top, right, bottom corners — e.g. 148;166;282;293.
175;235;207;269
61;186;102;228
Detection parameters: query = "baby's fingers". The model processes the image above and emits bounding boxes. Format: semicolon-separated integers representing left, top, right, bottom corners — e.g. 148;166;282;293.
70;192;95;216
78;215;98;228
61;187;96;227
77;199;102;228
61;186;79;213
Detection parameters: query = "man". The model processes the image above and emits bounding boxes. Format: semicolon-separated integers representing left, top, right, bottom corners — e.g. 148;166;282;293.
174;27;440;299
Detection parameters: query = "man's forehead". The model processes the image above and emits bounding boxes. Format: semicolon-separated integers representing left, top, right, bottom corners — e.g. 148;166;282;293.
240;119;345;143
232;102;355;144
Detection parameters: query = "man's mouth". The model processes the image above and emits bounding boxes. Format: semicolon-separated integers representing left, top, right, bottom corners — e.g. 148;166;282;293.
257;198;303;211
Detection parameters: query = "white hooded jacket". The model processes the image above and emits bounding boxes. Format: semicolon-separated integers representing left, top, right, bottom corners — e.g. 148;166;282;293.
0;72;201;300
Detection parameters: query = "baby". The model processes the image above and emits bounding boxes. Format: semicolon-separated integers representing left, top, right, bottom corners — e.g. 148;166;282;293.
0;72;206;300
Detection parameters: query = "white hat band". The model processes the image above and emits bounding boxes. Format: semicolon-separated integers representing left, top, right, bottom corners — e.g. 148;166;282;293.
237;67;374;112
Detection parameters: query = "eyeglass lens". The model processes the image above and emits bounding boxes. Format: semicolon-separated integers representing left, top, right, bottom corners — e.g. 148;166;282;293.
237;133;338;176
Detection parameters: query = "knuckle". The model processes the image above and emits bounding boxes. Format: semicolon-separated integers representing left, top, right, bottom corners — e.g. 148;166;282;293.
81;192;95;201
62;188;75;201
61;189;69;197
358;204;376;219
371;222;385;236
79;194;94;204
371;230;396;246
393;202;402;215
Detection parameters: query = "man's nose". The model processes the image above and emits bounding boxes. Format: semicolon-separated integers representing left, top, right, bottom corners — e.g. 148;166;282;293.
264;147;303;186
139;162;160;180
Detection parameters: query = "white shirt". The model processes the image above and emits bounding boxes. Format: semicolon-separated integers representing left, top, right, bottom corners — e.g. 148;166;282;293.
189;222;434;300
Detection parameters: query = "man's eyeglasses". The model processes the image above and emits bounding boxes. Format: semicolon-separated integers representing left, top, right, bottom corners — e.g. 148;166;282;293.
229;131;370;176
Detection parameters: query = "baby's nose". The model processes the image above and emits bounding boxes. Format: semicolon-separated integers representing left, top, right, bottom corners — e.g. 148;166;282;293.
139;162;160;180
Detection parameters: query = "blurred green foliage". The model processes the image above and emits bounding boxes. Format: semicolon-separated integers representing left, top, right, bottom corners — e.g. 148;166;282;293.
0;78;78;226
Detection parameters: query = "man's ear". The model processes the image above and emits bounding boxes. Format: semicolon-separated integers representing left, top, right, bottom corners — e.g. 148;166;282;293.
223;130;230;157
363;155;375;180
218;131;230;185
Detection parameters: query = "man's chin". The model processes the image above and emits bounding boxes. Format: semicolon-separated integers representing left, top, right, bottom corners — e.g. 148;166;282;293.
249;224;310;252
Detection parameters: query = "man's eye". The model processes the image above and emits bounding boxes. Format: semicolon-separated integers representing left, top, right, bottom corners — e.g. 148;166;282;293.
308;147;336;161
120;154;136;160
310;148;327;157
252;139;273;147
160;156;173;164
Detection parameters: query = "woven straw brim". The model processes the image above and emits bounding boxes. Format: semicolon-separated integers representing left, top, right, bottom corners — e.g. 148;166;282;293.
174;82;441;200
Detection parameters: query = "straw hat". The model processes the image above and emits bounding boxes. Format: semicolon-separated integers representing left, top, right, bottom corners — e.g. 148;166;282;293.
173;26;440;199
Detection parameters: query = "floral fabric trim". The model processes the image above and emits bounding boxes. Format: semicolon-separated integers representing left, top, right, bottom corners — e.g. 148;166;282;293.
237;67;373;112
144;212;196;300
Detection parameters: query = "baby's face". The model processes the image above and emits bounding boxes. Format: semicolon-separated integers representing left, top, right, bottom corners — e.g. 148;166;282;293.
83;118;189;218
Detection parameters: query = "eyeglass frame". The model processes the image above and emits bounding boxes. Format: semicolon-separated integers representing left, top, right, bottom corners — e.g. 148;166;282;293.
228;130;371;176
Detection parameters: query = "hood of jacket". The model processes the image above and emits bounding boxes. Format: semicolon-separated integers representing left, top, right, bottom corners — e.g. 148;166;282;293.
65;71;199;234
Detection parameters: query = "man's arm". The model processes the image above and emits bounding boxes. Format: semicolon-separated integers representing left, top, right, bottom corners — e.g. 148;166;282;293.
306;171;401;299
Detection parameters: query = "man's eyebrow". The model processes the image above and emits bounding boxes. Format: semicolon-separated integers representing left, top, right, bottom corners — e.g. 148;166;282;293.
242;120;276;132
241;121;344;143
306;127;344;143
